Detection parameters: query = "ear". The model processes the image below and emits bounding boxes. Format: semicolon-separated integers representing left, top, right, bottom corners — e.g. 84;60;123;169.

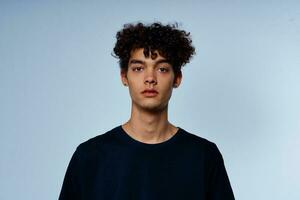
120;69;128;86
173;71;182;88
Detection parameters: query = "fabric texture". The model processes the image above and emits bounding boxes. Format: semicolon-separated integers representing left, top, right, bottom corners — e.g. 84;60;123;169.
59;125;235;200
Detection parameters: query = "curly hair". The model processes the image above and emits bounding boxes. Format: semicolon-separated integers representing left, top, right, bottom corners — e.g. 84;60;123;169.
113;22;195;77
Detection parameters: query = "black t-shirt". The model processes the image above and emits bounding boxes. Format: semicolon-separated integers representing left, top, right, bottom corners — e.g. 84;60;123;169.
59;125;235;200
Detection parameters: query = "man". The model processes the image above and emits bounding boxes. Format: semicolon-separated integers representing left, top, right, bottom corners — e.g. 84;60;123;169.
59;22;235;200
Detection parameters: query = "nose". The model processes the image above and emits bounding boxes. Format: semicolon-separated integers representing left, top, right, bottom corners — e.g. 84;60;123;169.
145;79;157;85
144;69;157;85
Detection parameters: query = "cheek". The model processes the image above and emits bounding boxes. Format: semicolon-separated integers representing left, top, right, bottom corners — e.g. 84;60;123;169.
159;76;174;89
127;81;142;98
159;81;174;98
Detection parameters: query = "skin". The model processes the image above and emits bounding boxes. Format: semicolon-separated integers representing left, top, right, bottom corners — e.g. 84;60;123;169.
121;48;182;144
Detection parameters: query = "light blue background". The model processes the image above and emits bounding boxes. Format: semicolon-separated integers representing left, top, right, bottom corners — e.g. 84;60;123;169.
1;0;299;199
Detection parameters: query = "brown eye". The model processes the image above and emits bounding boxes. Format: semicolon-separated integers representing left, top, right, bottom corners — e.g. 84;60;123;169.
158;67;169;73
132;66;143;72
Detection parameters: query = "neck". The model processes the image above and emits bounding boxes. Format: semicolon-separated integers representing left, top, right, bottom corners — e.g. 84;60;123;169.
122;102;178;144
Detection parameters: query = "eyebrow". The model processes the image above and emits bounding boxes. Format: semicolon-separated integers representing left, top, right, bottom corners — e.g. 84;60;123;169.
129;59;144;65
129;59;171;65
156;59;171;65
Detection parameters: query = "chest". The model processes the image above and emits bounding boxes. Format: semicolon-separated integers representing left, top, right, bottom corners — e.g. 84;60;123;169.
80;147;208;200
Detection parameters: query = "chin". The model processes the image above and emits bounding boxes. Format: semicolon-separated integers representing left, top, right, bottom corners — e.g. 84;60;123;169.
140;102;167;112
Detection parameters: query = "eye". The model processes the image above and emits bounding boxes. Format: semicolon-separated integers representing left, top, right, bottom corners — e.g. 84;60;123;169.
132;66;143;72
158;67;169;73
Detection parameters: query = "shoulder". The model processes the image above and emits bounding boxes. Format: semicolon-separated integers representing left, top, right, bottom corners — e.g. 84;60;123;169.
75;126;120;156
179;127;223;159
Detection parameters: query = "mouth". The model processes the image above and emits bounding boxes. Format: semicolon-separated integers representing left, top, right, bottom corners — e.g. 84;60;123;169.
142;89;158;97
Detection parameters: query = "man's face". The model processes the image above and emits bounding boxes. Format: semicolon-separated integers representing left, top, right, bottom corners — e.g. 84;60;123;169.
121;48;182;113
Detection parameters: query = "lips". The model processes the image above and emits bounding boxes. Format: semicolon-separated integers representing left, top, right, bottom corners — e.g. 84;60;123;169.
142;89;158;94
142;89;158;97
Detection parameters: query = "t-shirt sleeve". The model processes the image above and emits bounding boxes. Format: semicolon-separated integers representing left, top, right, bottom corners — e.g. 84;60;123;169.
207;143;235;200
58;147;83;200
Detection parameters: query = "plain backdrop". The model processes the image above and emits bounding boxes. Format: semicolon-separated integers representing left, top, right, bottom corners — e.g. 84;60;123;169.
1;0;299;199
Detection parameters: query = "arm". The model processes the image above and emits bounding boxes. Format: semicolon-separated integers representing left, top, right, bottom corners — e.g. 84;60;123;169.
58;147;82;200
207;144;235;200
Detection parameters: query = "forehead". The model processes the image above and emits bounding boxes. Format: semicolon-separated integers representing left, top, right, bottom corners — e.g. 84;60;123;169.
129;48;166;61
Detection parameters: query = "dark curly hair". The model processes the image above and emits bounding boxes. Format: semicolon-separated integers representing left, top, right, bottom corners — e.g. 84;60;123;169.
113;22;195;77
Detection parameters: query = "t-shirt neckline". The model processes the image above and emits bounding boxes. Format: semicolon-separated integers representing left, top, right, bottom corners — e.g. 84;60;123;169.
117;125;182;149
